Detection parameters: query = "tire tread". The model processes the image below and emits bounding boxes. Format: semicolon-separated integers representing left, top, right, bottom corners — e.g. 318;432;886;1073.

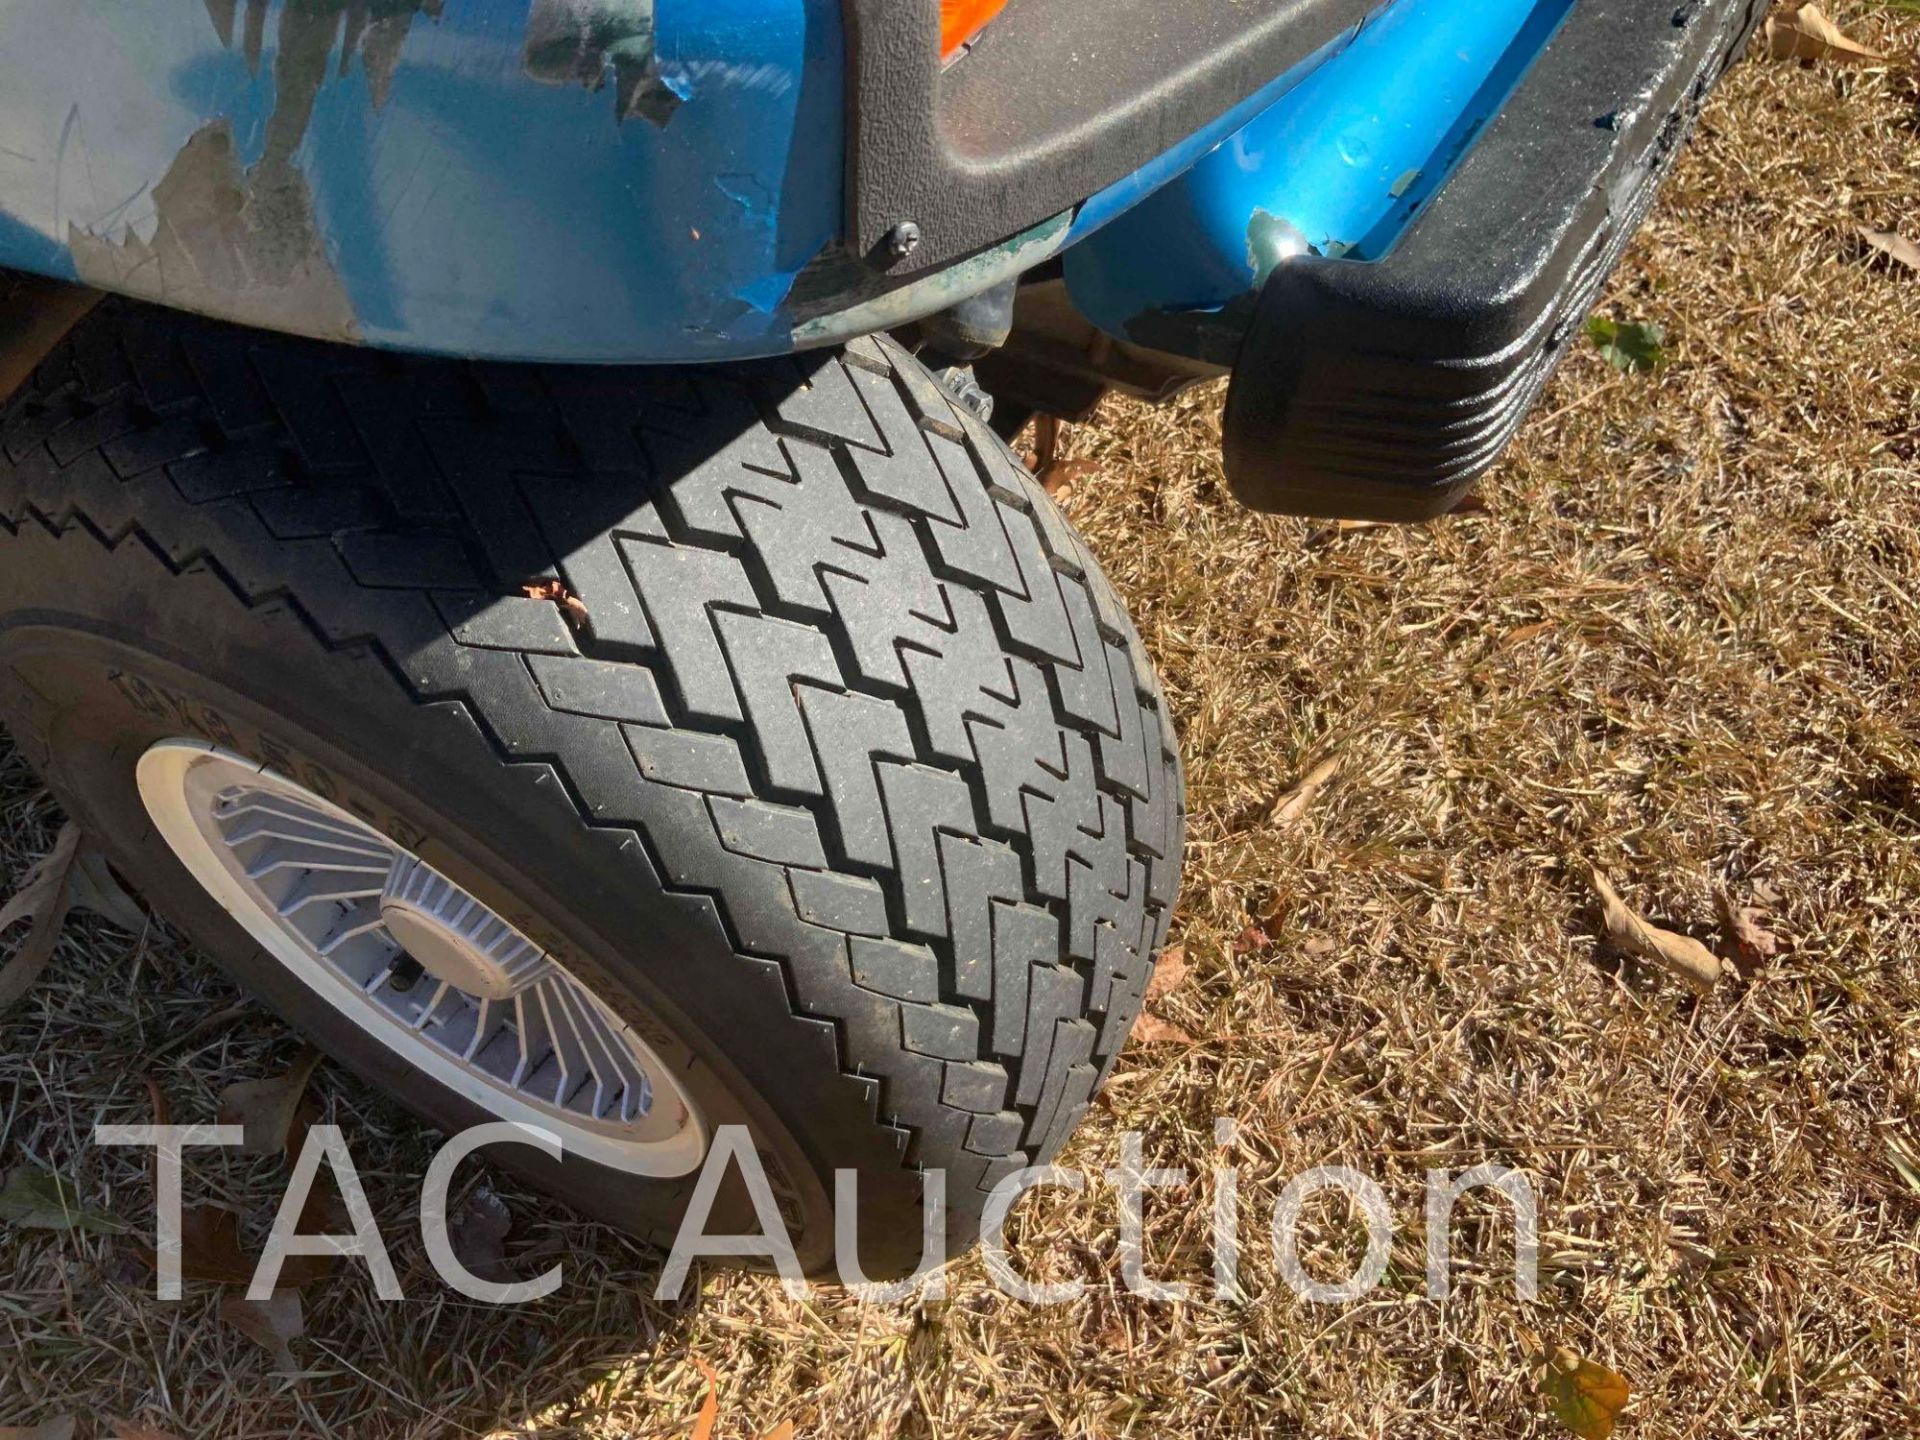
0;305;1186;1203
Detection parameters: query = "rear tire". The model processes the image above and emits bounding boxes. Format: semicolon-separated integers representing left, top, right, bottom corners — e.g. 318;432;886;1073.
0;302;1184;1278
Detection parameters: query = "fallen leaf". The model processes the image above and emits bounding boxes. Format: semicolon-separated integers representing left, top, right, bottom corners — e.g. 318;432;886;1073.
1538;1344;1630;1440
0;821;83;1014
175;1205;257;1286
1586;316;1666;373
1713;886;1780;973
1501;620;1557;650
522;578;590;627
143;1075;170;1128
1270;755;1341;827
0;1418;76;1440
68;849;149;932
217;1045;324;1157
161;1194;334;1291
1767;3;1886;63
1859;226;1920;273
1233;923;1273;955
109;1420;187;1440
759;1424;797;1440
449;1187;514;1285
1589;867;1726;996
0;1166;128;1234
1259;893;1291;941
1141;945;1186;1006
135;1067;282;1288
220;1289;304;1371
1134;945;1197;1044
689;1359;720;1440
1131;1013;1197;1046
1039;457;1100;499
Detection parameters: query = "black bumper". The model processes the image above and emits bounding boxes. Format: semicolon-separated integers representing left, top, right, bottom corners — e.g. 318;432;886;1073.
1222;0;1768;522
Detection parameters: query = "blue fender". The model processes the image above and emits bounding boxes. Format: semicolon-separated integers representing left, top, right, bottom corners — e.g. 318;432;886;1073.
0;0;857;361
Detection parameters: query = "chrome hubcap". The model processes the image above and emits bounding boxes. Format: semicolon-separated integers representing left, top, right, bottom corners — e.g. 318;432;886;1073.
137;739;706;1176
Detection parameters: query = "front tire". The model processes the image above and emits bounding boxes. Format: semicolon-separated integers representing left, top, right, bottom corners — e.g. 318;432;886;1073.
0;303;1185;1278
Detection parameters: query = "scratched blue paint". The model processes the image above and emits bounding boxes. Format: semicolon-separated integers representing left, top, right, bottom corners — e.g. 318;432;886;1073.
1064;26;1365;250
0;0;845;362
0;209;75;281
0;0;1575;366
1062;0;1578;346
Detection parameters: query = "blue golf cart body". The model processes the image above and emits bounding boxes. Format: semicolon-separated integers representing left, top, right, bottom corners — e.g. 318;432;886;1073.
0;0;1762;514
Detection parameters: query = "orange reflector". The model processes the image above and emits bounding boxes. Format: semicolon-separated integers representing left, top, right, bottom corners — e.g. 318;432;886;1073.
942;0;1010;59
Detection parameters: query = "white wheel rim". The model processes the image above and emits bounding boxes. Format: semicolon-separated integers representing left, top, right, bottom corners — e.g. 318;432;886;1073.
137;739;707;1177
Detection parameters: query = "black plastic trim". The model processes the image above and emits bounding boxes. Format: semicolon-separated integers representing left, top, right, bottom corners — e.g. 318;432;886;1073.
842;0;1377;276
1222;0;1768;521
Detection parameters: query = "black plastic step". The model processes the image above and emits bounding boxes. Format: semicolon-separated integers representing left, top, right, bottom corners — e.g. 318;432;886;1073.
1222;0;1769;521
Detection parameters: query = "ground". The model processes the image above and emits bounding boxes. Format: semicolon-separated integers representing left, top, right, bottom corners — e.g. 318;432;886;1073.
3;12;1918;1439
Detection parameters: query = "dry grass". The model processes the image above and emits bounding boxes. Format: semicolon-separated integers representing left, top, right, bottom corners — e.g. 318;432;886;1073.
4;16;1919;1439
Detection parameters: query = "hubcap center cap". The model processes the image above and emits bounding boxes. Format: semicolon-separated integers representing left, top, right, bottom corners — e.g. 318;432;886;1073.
379;901;517;1000
377;856;552;1002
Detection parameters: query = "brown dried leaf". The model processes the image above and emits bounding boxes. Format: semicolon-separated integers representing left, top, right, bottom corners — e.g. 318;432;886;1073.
522;578;590;627
217;1045;323;1157
175;1205;257;1286
1859;227;1920;272
1714;886;1780;974
1589;867;1726;996
69;849;149;932
1269;755;1341;827
1136;945;1196;1044
1131;1013;1197;1046
689;1359;720;1440
219;1289;303;1372
145;1058;330;1289
0;821;83;1014
1501;620;1557;650
1538;1344;1630;1440
759;1426;797;1440
1141;945;1186;1006
143;1075;171;1129
1233;923;1273;955
1766;4;1886;64
147;1191;330;1291
1039;457;1100;499
270;1179;348;1292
